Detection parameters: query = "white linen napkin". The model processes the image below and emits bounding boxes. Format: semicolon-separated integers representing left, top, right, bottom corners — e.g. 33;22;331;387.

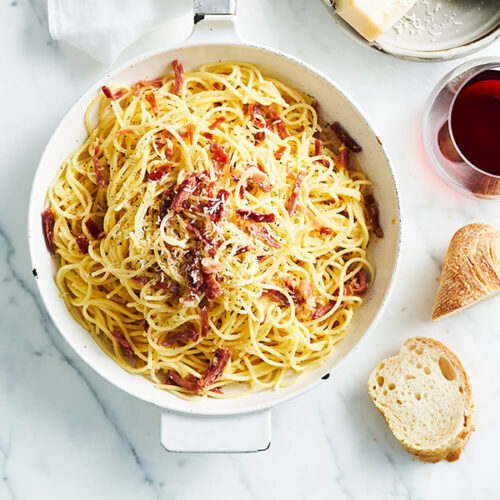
48;0;193;65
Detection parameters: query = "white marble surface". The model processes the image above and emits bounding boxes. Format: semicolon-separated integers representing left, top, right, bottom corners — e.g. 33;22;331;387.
2;0;500;499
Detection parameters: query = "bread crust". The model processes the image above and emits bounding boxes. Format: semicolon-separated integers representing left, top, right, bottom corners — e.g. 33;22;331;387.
432;223;500;321
368;337;474;463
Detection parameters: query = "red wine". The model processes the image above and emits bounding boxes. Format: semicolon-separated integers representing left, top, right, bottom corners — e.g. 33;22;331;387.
450;70;500;176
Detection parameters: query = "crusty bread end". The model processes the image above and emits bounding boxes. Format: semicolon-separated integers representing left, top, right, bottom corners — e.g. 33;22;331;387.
432;223;500;321
368;337;474;463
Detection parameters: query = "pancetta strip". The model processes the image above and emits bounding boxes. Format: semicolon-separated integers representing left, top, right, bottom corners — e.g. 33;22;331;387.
75;234;89;254
287;170;305;215
110;329;135;357
162;328;199;346
331;121;362;153
42;209;55;255
171;174;198;212
351;269;367;295
246;223;282;249
365;194;384;238
92;146;107;188
172;59;184;96
236;209;275;223
200;347;231;387
165;370;202;394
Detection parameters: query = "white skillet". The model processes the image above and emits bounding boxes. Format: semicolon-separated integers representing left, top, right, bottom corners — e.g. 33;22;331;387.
28;0;401;453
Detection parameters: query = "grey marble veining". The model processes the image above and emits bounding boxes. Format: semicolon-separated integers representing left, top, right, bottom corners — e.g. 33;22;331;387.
1;0;500;499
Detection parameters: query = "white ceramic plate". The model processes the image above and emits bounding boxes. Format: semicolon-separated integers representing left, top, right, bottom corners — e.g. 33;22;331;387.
28;7;401;452
322;0;500;61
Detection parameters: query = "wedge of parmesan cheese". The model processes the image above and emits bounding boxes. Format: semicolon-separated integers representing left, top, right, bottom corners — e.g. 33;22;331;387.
335;0;418;41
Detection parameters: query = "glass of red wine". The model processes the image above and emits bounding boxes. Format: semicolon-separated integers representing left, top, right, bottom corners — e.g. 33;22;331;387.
423;58;500;199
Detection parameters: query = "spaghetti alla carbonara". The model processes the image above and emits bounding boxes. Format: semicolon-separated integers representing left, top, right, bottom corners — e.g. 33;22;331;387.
43;60;382;398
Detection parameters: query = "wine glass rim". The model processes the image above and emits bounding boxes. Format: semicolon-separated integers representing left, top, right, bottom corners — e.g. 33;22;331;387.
447;61;500;179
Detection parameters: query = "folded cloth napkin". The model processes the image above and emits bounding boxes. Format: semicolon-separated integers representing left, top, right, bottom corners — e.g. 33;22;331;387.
48;0;192;65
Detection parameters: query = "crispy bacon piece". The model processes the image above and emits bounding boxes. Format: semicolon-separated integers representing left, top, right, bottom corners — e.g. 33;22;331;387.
155;131;174;157
319;227;333;235
155;129;174;145
274;146;286;160
145;92;159;116
298;280;314;303
236;209;275;223
148;162;171;181
92;146;107;188
101;86;113;98
235;245;250;255
365;194;384;238
186;223;216;256
246;223;282;249
209;117;226;130
351;269;367;295
185;248;221;300
172;59;184;96
42;209;56;255
132;275;151;286
203;272;222;301
186;123;195;144
171;174;198;212
282;276;296;292
297;204;322;231
249;103;266;128
256;162;266;174
101;86;126;100
185;249;205;297
133;78;163;96
159;190;173;219
165;370;201;394
268;107;288;139
338;148;350;169
200;347;231;388
110;329;135;357
201;306;209;338
261;288;289;306
344;284;353;296
162;328;199;346
202;258;222;274
85;218;103;239
213;82;221;90
287;170;305;215
115;128;136;136
248;169;273;193
311;301;336;320
203;179;217;199
282;277;308;307
331;121;362;153
206;189;229;224
253;130;266;145
75;234;89;254
209;141;229;165
314;138;323;156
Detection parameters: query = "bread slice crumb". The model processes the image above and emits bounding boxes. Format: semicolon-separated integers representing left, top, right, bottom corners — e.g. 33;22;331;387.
368;337;474;463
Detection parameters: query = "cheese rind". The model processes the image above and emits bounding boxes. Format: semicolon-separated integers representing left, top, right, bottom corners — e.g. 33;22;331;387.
335;0;418;41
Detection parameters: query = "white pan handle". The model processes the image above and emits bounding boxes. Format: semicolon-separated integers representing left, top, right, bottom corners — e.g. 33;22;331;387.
187;0;240;45
160;0;265;455
161;410;271;453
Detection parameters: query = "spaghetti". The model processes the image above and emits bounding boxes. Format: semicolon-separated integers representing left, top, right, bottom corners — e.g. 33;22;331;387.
44;61;381;398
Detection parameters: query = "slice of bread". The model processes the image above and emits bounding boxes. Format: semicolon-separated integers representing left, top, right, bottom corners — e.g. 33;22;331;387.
368;337;474;463
432;223;500;321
